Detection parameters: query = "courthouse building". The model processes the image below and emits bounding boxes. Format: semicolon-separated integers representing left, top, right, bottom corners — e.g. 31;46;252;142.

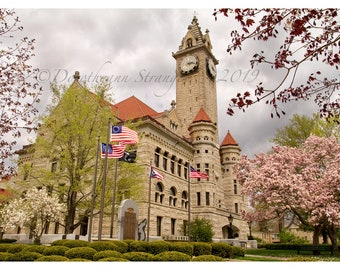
8;16;249;241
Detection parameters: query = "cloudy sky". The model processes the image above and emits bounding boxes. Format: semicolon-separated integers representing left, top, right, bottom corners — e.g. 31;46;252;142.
7;3;335;158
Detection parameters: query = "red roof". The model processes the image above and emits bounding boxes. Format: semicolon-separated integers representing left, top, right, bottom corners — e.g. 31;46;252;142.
221;130;238;146
192;107;212;123
111;96;159;121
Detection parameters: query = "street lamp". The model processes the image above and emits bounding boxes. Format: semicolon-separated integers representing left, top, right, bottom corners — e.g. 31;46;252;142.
228;214;234;239
247;221;252;239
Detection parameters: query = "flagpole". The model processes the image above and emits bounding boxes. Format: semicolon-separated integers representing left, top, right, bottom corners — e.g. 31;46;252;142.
187;163;191;242
147;160;152;242
88;136;100;242
98;118;111;240
110;158;118;238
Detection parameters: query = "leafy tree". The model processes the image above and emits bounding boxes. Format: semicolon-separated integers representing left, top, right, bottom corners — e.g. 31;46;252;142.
15;75;144;234
234;135;340;254
0;8;42;177
188;217;214;242
271;113;339;148
0;187;65;244
214;8;340;120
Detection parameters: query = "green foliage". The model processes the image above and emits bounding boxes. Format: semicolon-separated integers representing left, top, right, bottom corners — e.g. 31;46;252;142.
22;245;47;254
192;242;212;256
191;255;225;261
286;256;318;262
128;240;149;252
0;239;16;243
35;255;69;261
55;239;89;248
122;251;155;261
110;240;129;253
147;240;170;255
211;242;233;258
189;217;214;242
153;251;191;261
98;256;129;261
279;229;309;244
231;246;245;257
7;251;42;261
169;241;194;256
42;245;70;256
0;252;14;261
93;250;122;261
5;244;28;253
64;246;97;260
0;244;9;252
89;241;119;252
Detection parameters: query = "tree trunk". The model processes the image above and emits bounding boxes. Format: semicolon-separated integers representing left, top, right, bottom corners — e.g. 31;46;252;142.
65;190;77;233
312;225;322;255
327;224;339;255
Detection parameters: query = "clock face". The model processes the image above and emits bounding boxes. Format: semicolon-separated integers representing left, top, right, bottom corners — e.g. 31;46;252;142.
207;58;216;78
180;55;198;74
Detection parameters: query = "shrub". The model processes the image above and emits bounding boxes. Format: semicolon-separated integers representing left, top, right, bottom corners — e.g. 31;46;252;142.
211;242;233;258
89;241;119;252
191;255;225;261
58;239;89;248
0;252;14;261
169;242;194;256
154;251;191;261
147;240;170;255
192;242;212;256
65;247;97;260
5;244;28;253
69;258;92;261
98;256;129;262
35;255;69;261
0;244;9;252
111;240;129;253
231;246;245;258
128;240;149;252
93;250;122;261
279;229;309;244
8;251;42;261
190;217;214;242
122;251;155;261
0;239;16;243
43;245;70;256
50;239;69;246
22;245;47;254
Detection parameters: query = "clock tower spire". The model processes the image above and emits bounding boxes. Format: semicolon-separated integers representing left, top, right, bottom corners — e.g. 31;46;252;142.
173;16;219;141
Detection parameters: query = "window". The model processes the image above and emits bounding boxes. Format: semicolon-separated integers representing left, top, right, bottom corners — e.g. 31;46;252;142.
170;156;175;174
177;163;182;177
184;163;188;180
169;187;177;207
154;148;161;167
181;191;188;209
235;203;239;214
51;161;57;172
155;182;164;204
157;216;162;236
197;192;201;206
234;179;237;194
206;192;210;206
163;152;168;171
171;218;176;235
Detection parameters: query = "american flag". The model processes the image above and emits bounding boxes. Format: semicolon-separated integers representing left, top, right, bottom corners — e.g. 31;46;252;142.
101;143;125;158
150;166;164;180
111;126;138;144
190;166;208;179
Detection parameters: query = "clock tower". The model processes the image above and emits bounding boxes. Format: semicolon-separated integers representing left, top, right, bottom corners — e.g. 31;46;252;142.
172;16;218;141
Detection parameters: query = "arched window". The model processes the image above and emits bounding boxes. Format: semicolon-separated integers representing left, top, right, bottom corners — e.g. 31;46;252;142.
155;182;164;204
181;191;188;209
169;186;177;207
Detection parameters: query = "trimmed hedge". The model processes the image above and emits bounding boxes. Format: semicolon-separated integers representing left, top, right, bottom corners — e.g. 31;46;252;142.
89;241;119;252
43;245;70;256
154;251;191;261
122;251;155;261
169;242;194;256
0;239;16;243
192;242;212;256
36;255;69;261
191;255;225;261
7;251;42;261
53;239;89;248
5;244;28;253
0;252;14;261
111;240;129;253
231;245;245;258
64;247;97;260
98;256;129;261
128;240;149;252
93;250;122;261
147;240;170;255
211;242;233;258
22;245;47;254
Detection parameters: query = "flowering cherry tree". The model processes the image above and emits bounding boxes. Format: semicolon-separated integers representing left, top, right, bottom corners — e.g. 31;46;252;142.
214;9;340;120
0;187;65;244
234;135;340;253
